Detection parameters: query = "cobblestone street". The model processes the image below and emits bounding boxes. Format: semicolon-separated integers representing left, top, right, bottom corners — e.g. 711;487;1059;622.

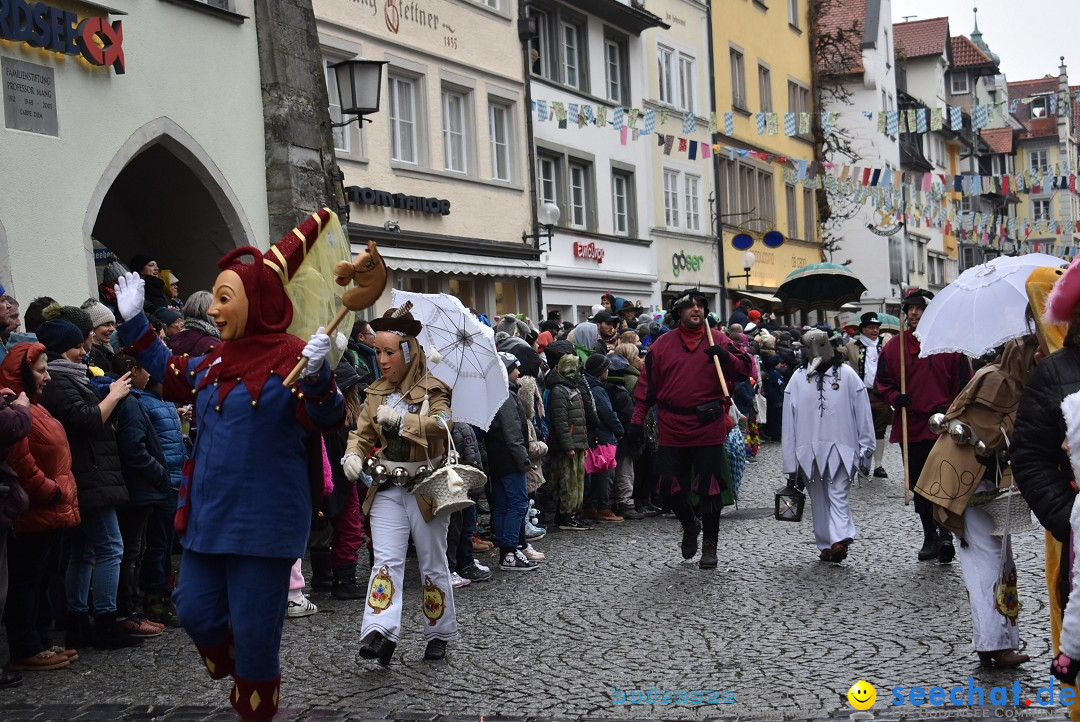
0;442;1067;721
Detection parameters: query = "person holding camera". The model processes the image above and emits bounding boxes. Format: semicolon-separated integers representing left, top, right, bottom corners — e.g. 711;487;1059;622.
627;289;750;570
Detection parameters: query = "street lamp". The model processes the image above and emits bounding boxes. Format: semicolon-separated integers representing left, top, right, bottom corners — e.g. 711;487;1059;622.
332;59;388;127
727;250;756;283
522;201;561;248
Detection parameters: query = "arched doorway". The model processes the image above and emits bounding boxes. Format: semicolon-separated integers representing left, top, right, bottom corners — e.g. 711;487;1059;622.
84;118;256;299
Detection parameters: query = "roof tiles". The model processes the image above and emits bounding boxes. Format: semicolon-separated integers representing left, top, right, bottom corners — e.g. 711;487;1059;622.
950;35;994;68
894;17;949;60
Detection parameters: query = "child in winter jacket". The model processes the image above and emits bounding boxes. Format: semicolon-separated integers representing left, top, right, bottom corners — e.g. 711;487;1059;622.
582;354;623;522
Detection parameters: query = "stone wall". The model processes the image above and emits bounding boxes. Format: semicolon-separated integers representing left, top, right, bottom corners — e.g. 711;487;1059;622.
256;0;340;241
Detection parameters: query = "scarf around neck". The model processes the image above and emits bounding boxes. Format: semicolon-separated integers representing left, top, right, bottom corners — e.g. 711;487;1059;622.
183;317;221;339
678;322;707;350
47;358;90;386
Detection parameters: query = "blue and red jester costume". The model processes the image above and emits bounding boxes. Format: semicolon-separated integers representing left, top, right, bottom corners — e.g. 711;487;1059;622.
115;210;345;722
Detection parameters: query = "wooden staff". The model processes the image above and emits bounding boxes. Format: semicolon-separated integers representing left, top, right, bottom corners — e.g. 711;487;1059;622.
712;355;731;398
899;308;911;506
282;306;351;387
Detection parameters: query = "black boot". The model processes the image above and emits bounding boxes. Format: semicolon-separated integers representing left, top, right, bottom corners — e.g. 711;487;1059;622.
93;612;143;649
681;517;701;559
937;530;956;564
359;630;396;666
310;549;334;593
917;511;940;561
699;537;718;570
332;565;365;600
65;612;93;649
424;639;447;660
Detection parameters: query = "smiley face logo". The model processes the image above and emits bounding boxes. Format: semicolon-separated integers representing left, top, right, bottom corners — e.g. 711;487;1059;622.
848;680;876;710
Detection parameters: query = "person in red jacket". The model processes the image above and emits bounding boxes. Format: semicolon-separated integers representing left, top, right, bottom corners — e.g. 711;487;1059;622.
0;342;80;674
875;288;971;562
628;288;750;569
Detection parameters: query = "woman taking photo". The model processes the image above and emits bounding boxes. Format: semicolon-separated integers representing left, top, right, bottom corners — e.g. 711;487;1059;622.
342;306;457;665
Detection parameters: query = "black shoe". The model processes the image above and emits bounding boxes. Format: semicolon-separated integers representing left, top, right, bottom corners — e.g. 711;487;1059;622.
699;538;718;569
65;612;93;649
640;503;662;517
681;517;702;559
499;548;538;572
0;671;22;689
310;550;334;592
423;639;447;661
938;534;956;564
359;631;396;666
332;565;365;600
458;562;493;582
873;467;888;478
618;506;646;520
917;537;941;562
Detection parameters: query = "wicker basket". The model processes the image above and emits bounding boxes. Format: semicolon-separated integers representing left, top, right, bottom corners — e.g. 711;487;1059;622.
977;488;1038;537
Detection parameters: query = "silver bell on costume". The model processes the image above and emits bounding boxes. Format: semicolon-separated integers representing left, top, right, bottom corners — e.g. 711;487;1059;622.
928;413;948;435
801;328;834;373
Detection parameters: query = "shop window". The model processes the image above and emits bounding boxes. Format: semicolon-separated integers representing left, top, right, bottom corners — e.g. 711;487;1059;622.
399;274;439;295
494;279;528;315
388;75;420;165
448;277;478;311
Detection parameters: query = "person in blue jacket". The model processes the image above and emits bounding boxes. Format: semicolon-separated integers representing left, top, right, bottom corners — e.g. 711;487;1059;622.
113;210;344;722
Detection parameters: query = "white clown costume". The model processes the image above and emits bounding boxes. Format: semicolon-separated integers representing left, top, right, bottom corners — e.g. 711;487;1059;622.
782;329;876;561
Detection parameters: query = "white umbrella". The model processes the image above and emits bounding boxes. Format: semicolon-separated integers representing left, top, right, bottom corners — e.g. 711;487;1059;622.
915;253;1067;358
391;289;508;430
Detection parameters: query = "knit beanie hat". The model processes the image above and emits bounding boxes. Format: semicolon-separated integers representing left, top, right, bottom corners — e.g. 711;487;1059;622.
36;319;84;356
129;253;156;275
584;353;610;377
42;303;92;338
82;300;116;329
152;308;182;327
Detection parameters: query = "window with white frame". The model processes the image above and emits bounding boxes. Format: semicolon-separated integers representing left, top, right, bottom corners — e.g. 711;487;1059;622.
928;254;945;286
785;184;797;238
684;174;701;231
658;45;675;106
758;64;772;113
530;10;552;79
1033;199;1051;221
568;161;590;229
663;170;680;228
1030;149;1048;174
730;48;747;109
323;59;351;154
788;0;799;27
442;88;468;174
388;75;418;164
612;171;633;236
1030;96;1048;119
538;155;559;206
917;239;926;274
678;53;695;113
481;0;498;7
888;236;903;284
950;72;969;95
605;36;628;104
803;188;814;240
561;21;582;90
488;101;511;182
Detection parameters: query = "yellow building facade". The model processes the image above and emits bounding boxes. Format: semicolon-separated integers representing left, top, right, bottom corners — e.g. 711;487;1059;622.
711;0;822;302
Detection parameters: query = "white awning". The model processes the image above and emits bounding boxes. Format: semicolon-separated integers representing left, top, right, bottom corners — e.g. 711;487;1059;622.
364;245;545;279
731;289;782;306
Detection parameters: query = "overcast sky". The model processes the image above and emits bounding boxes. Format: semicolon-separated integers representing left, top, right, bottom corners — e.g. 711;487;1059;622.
890;0;1080;83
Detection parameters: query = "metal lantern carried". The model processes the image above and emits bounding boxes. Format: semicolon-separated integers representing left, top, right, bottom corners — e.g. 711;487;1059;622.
774;477;806;522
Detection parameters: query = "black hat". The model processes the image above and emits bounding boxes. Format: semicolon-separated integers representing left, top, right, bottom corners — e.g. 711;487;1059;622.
37;319;85;356
901;288;934;310
618;299;643;316
544;339;574;368
153;308;182;327
584;353;610;377
129;253;156;274
589;310;615;325
546;309;562;322
670;288;709;314
859;312;882;328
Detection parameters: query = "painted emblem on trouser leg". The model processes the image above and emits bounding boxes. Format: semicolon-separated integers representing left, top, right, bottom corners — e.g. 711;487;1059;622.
367;565;394;613
422;575;445;626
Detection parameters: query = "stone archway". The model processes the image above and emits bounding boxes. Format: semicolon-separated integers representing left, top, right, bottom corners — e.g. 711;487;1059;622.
82;117;257;296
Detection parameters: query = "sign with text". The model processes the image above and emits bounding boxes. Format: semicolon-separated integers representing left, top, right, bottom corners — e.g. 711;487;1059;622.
572;241;604;264
2;57;57;136
0;0;125;74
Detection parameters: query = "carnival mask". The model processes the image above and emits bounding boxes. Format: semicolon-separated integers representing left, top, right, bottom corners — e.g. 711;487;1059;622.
802;329;835;374
208;270;249;342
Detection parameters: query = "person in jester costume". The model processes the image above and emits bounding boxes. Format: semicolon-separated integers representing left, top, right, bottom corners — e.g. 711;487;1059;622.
113;209;346;722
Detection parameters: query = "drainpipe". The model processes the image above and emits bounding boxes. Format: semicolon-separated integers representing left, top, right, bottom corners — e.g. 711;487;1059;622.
705;0;728;318
521;0;543;319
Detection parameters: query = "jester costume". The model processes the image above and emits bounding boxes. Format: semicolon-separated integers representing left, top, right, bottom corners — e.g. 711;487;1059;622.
117;210;345;721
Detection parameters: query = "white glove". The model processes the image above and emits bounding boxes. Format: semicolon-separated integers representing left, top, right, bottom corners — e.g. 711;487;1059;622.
302;326;331;377
342;453;363;481
114;272;145;321
376;404;403;430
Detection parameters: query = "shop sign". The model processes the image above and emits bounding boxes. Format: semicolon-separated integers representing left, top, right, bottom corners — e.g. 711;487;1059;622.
346;186;451;215
0;0;126;74
671;250;704;278
2;57;56;135
573;241;604;264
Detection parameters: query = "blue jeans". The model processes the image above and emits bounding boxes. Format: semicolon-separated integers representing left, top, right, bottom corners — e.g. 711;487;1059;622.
489;471;528;550
66;505;123;615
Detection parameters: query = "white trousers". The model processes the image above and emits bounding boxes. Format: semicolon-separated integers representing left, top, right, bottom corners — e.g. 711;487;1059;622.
1059;496;1080;658
956;503;1019;652
361;486;458;643
806;469;856;551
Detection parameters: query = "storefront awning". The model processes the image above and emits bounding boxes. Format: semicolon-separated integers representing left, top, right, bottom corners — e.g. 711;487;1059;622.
730;289;782;306
369;246;546;279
